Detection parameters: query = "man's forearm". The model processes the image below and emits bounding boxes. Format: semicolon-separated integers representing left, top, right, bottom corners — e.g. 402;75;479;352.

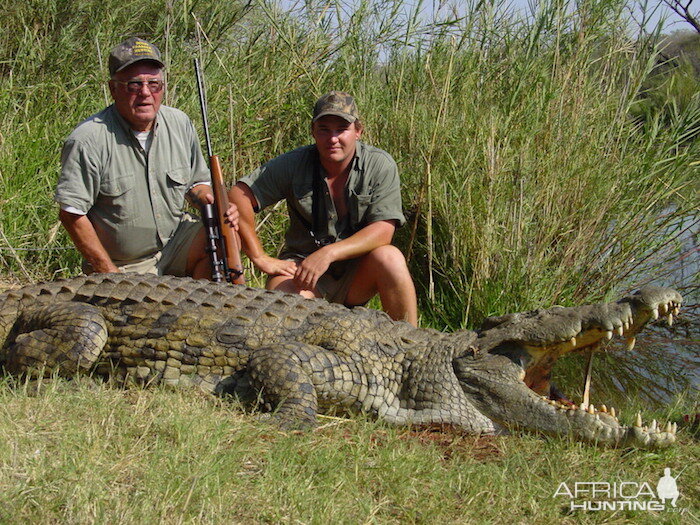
59;210;119;273
322;220;397;263
227;183;297;278
229;183;266;261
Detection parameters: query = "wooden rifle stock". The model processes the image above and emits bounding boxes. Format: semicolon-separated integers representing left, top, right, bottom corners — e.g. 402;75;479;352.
210;154;245;284
194;58;244;284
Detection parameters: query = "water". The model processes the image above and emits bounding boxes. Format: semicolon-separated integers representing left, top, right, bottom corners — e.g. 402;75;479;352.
555;211;699;412
632;211;699;406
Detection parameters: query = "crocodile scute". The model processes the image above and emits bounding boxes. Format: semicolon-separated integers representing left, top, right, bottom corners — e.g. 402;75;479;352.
0;273;683;448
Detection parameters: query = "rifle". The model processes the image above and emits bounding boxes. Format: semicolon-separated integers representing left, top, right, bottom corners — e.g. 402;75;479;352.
194;58;245;284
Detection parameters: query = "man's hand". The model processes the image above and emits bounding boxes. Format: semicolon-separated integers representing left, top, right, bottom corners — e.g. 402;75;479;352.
220;198;239;231
189;184;239;230
251;254;297;277
293;247;333;291
59;210;120;273
215;193;238;231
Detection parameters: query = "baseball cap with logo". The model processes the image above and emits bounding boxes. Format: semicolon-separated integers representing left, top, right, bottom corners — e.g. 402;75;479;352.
108;37;164;76
312;91;359;123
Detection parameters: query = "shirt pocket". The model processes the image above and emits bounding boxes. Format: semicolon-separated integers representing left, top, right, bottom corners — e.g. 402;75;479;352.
292;186;315;227
348;191;371;229
164;167;190;213
98;172;135;221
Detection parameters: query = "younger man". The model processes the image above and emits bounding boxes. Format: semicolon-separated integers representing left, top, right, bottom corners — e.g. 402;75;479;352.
230;92;417;325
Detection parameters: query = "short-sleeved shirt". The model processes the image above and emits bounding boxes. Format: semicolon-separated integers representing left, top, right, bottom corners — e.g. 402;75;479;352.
239;141;405;259
55;104;210;264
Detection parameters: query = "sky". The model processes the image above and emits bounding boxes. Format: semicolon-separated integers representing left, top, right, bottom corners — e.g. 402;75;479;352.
279;0;695;34
605;0;693;32
441;0;693;33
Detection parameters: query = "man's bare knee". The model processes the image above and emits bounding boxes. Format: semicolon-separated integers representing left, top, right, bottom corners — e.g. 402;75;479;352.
365;245;410;278
352;245;417;326
348;245;414;302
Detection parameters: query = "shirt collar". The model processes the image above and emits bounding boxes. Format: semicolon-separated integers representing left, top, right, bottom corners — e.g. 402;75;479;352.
351;140;365;173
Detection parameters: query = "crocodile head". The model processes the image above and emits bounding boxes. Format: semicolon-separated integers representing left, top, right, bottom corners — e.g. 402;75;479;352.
454;286;683;448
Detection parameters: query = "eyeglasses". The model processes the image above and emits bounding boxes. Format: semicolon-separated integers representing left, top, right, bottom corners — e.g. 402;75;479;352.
112;79;164;94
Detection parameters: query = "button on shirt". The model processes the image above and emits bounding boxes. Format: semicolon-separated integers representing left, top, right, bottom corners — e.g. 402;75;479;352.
55;105;210;264
239;141;406;258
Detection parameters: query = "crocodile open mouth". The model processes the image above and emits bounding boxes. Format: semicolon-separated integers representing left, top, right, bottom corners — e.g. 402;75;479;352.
519;294;682;444
471;286;684;447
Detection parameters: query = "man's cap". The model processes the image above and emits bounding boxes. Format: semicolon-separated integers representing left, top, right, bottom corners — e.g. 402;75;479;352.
312;91;359;123
108;37;164;76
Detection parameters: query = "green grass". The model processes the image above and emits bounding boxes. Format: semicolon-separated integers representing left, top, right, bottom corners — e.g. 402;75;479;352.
0;376;697;523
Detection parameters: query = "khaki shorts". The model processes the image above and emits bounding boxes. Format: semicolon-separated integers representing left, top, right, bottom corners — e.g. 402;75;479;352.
277;254;362;305
84;213;202;277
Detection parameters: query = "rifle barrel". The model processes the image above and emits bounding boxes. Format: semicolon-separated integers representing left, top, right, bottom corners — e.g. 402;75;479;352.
193;57;245;285
194;58;213;159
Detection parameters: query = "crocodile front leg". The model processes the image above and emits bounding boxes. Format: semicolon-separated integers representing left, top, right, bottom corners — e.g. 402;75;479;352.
248;341;404;429
3;303;108;377
248;343;322;428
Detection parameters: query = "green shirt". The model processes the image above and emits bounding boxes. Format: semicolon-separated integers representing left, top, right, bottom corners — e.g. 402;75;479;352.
239;141;406;257
56;105;209;264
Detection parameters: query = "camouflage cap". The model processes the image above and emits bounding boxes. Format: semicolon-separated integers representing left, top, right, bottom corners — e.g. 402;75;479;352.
312;91;359;123
108;37;164;76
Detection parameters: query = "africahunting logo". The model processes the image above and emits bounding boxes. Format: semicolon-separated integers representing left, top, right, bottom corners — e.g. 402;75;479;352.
553;468;686;513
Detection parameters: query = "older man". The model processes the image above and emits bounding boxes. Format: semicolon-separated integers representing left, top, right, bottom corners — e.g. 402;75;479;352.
55;37;237;278
230;92;417;325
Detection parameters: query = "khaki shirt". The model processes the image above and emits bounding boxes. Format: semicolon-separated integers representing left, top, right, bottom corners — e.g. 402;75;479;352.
239;141;405;258
56;105;209;264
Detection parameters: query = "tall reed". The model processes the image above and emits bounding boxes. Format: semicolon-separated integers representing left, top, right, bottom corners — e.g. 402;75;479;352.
0;0;697;330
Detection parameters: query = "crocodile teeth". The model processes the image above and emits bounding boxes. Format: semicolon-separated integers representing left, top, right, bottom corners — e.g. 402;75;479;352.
625;337;636;351
616;326;624;336
650;420;658;432
610;407;616;418
652;308;659;320
667;313;673;327
635;412;643;427
672;422;677;434
659;303;668;315
605;331;613;340
588;405;595;415
672;307;680;316
570;336;576;347
665;422;673;433
600;404;608;413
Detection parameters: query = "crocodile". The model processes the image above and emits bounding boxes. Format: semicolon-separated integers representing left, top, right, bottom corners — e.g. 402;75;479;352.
0;273;683;448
